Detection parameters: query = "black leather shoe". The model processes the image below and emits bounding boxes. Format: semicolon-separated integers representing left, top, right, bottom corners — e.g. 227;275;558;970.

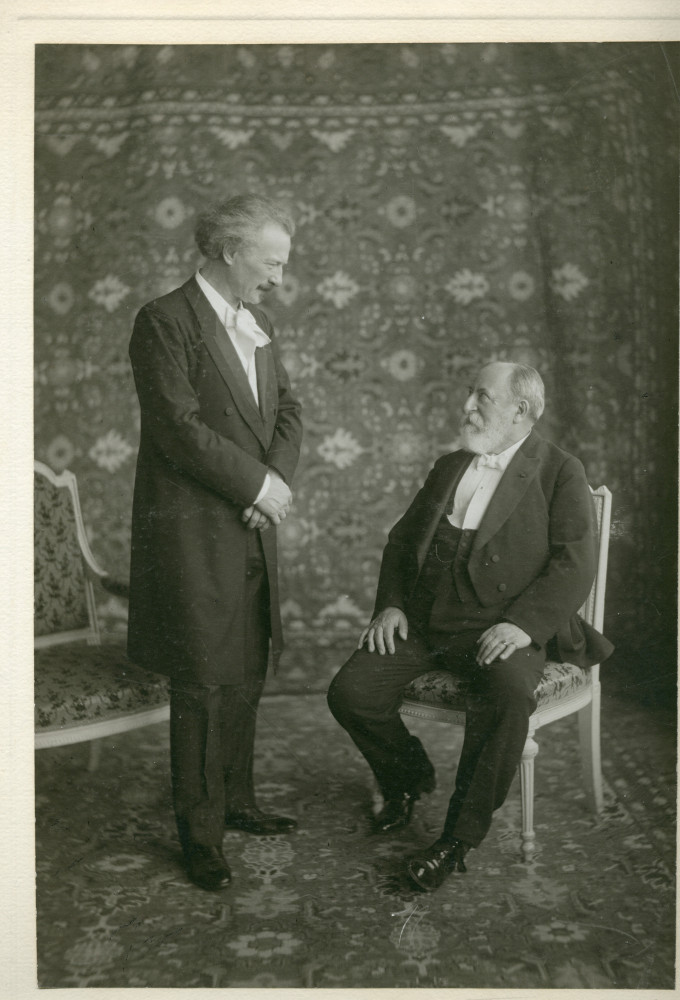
373;792;417;833
406;839;469;892
224;807;297;835
183;843;232;891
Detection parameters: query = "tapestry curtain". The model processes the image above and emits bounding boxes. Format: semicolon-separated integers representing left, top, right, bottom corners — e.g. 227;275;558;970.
34;43;678;684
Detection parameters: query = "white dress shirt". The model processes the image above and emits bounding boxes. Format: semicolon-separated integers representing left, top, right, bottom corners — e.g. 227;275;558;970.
195;271;271;503
448;433;531;530
195;270;271;403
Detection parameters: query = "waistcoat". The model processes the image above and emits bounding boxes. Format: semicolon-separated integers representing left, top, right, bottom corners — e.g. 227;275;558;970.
407;513;507;633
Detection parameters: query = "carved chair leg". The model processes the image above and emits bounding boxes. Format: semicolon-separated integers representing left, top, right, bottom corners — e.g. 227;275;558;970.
518;733;539;862
578;683;604;814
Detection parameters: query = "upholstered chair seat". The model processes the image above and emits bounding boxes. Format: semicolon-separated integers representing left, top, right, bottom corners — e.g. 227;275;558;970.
35;641;169;738
403;660;590;713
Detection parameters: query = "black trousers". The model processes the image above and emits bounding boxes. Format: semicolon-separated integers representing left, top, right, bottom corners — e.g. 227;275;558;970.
327;626;546;848
170;533;271;849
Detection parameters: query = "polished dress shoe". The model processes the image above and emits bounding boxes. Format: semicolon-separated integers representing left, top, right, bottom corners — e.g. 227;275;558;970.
373;791;417;833
224;807;297;835
406;838;470;892
183;843;232;891
373;767;436;834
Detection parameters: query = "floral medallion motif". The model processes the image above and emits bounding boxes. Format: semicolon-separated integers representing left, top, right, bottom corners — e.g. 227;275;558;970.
33;42;677;666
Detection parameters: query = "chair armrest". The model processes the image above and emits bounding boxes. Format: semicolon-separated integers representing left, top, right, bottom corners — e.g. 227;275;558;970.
100;576;130;601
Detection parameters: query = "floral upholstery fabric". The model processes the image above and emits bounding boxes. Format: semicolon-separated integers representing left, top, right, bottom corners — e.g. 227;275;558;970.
533;661;590;707
34;472;89;637
35;641;169;731
403;660;589;712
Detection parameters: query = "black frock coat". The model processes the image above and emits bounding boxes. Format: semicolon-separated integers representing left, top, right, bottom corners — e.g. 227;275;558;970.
373;429;614;668
127;276;303;685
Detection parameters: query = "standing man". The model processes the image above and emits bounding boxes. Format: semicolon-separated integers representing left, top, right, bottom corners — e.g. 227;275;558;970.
128;195;303;891
328;362;613;892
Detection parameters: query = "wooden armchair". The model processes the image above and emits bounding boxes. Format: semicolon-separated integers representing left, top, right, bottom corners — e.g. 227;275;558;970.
399;485;612;861
34;460;169;768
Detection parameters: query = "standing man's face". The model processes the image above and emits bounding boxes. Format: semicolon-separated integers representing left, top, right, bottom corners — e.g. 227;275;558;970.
225;222;291;305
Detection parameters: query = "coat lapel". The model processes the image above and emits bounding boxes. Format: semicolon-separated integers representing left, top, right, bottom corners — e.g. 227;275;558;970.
182;278;269;448
437;452;475;514
415;451;474;565
255;345;277;438
472;433;541;551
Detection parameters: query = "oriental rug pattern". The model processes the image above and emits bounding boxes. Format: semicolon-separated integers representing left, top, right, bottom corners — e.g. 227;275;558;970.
35;690;676;989
34;44;678;672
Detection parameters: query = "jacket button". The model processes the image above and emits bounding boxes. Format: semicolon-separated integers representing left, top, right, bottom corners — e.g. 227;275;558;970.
491;554;500;563
497;583;507;592
224;407;234;416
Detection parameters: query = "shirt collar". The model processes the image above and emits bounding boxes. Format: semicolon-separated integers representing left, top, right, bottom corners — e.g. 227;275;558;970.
474;431;531;471
195;271;271;349
195;270;238;327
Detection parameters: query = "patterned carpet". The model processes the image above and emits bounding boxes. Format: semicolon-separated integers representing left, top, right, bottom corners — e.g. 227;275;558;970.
35;686;676;989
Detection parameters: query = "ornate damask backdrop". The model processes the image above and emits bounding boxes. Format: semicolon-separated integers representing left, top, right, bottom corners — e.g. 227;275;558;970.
34;44;678;689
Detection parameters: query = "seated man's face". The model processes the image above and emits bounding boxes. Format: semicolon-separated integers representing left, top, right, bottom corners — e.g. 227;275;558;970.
460;363;520;455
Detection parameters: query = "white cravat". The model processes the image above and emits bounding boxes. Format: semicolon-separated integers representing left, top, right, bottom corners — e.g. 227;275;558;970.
448;433;530;530
195;271;271;403
231;305;271;390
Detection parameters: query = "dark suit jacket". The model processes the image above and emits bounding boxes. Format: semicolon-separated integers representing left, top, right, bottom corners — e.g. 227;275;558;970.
374;429;614;668
127;276;303;684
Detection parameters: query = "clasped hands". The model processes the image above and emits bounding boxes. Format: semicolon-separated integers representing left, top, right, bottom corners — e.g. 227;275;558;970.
359;606;531;665
241;470;292;531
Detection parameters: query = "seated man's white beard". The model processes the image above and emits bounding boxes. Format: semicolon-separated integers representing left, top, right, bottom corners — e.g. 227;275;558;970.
460;421;506;455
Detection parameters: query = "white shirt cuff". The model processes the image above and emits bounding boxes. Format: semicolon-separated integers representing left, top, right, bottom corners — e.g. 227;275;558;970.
254;473;270;505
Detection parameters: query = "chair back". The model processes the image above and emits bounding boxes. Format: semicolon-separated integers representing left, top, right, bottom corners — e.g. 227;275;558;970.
579;486;612;633
34;461;106;648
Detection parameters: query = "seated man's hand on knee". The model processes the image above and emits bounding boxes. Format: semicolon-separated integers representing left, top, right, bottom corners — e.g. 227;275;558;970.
476;622;531;665
358;607;409;654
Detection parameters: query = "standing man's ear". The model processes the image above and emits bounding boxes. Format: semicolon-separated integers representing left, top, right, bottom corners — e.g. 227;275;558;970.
222;248;234;266
515;399;529;421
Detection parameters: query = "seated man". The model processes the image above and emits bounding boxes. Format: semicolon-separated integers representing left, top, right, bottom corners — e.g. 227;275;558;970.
328;361;613;892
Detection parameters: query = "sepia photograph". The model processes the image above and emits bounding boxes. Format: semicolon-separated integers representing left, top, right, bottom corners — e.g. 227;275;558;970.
19;22;680;995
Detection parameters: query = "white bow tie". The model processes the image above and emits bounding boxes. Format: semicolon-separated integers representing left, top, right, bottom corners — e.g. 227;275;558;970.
476;452;504;471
